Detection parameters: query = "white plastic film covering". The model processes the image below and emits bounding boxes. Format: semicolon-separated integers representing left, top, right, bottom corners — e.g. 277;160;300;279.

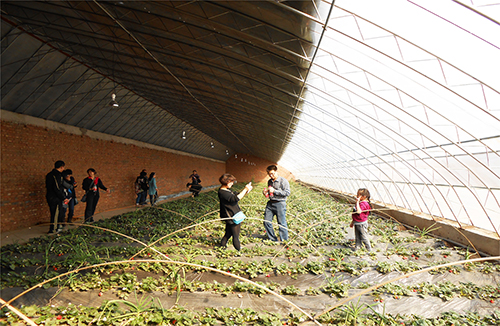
279;0;500;235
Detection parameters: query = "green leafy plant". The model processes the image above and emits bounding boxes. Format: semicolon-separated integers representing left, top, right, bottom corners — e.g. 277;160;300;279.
321;277;351;298
341;297;375;326
1;182;499;325
414;223;440;237
282;285;301;295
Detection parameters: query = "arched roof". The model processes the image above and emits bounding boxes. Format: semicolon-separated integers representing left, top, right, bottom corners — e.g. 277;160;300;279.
1;0;499;235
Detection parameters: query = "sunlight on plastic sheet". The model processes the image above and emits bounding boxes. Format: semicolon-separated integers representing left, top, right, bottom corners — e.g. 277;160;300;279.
279;0;500;234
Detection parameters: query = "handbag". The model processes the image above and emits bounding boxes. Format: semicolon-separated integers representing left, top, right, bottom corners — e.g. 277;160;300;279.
232;211;246;225
81;193;87;203
346;225;355;241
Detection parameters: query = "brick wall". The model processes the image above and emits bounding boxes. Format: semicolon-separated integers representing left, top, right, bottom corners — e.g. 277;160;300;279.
225;153;295;184
0;118;226;232
1;112;295;233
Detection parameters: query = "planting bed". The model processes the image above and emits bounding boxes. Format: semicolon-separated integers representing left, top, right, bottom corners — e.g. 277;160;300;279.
1;182;499;325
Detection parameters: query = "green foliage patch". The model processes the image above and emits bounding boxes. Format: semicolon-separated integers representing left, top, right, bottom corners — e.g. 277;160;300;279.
1;182;499;325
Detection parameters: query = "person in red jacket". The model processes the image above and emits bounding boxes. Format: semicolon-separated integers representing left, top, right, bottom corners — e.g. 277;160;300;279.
350;188;372;251
82;168;110;223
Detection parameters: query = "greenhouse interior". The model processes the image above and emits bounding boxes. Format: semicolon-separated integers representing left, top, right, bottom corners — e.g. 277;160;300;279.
1;0;499;325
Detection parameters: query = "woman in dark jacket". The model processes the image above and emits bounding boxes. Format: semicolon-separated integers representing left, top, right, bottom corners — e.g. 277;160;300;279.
82;168;109;223
62;169;77;224
218;173;252;251
187;170;202;197
135;171;148;205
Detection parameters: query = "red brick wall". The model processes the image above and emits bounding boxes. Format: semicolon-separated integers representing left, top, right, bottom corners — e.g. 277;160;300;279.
0;120;225;232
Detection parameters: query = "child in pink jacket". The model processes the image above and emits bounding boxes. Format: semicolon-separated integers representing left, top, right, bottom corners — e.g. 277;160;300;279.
350;188;372;251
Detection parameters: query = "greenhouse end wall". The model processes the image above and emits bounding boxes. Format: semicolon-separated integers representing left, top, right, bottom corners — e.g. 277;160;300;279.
225;153;294;185
0;112;227;232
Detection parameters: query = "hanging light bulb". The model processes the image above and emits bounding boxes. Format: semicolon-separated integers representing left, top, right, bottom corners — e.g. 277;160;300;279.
210;142;215;149
181;131;186;140
109;93;119;107
226;150;230;155
234;154;237;158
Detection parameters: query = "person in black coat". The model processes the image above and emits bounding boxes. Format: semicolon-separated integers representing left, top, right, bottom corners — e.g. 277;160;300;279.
187;170;202;197
135;171;148;205
82;168;110;223
46;160;68;233
62;169;77;224
218;173;252;251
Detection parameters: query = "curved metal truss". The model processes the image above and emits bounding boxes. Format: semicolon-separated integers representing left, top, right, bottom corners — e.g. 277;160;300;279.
1;0;499;235
280;0;500;235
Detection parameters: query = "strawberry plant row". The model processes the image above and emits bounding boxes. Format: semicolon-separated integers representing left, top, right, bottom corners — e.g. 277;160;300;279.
1;181;499;325
1;301;498;325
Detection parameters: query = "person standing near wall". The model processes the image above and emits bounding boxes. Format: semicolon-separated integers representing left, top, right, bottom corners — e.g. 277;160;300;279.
148;172;158;206
262;165;291;242
82;168;110;223
61;169;77;225
135;171;148;206
46;160;68;234
187;170;202;197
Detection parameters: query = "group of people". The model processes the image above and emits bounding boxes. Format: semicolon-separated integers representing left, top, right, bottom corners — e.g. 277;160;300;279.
218;164;372;252
134;169;201;206
45;161;109;234
134;170;158;206
218;164;292;250
47;162;202;233
47;161;371;251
